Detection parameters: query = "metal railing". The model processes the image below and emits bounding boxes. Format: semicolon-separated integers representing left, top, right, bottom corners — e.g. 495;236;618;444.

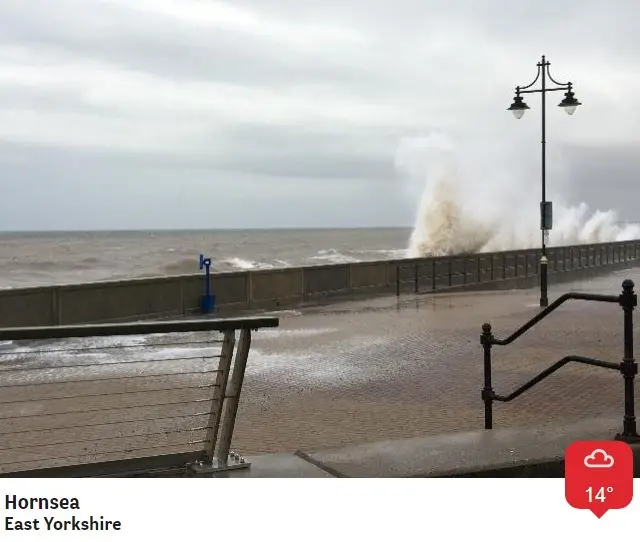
480;279;639;443
395;241;640;296
0;316;278;477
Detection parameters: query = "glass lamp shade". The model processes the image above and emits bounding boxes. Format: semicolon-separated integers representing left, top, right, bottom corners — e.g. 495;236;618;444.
507;95;529;119
558;90;581;115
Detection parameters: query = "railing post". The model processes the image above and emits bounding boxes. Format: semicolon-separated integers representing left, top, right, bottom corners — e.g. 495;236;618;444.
481;323;495;430
396;264;400;297
616;279;639;443
414;262;419;293
202;329;236;462
432;259;436;291
216;328;253;463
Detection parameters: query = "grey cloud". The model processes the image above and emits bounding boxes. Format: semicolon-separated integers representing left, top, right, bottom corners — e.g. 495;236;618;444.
0;142;412;230
0;24;372;89
194;124;399;180
236;0;637;47
0;120;400;181
0;1;382;88
0;0;638;230
0;87;93;115
565;146;640;218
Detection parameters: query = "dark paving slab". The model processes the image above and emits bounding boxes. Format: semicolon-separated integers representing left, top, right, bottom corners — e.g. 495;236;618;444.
303;416;639;478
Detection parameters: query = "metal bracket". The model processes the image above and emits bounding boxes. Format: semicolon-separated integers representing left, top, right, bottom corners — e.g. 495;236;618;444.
187;451;251;474
614;432;640;444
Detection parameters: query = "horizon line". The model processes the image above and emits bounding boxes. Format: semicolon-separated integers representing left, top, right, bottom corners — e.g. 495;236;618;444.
0;225;414;234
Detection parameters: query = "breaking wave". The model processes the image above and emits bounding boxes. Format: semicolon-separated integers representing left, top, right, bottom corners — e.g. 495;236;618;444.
396;134;640;257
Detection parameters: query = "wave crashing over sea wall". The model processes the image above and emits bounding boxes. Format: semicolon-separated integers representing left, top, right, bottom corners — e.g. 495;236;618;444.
397;134;640;257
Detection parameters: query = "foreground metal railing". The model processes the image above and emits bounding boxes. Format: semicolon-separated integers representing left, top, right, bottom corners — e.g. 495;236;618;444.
480;280;639;443
0;316;278;477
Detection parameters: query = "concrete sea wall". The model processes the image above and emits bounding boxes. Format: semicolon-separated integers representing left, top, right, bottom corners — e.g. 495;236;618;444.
1;240;639;327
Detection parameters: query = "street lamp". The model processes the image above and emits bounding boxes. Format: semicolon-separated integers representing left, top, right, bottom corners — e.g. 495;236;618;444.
507;54;581;308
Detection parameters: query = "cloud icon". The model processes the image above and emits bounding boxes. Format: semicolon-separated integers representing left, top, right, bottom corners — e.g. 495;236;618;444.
584;449;615;469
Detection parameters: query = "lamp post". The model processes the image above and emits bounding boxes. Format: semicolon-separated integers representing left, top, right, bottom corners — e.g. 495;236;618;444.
507;55;581;307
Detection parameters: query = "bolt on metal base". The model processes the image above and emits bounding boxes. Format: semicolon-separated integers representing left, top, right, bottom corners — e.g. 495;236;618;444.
187;451;250;474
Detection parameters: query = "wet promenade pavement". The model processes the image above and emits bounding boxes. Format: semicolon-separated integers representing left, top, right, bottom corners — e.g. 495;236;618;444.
2;267;639;473
233;268;640;454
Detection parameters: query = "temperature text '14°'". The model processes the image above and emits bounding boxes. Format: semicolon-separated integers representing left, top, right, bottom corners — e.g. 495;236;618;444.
585;486;614;503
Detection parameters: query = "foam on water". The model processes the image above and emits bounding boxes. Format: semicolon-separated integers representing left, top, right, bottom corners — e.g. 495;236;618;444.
245;336;390;386
1;329;388;389
4;335;148;356
223;257;275;270
0;335;223;386
0;228;413;288
309;249;360;264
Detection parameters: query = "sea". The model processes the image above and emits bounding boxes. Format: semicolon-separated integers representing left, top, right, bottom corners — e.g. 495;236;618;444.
0;228;412;289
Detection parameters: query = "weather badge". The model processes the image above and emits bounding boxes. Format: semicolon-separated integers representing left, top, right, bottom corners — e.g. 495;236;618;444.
565;440;634;518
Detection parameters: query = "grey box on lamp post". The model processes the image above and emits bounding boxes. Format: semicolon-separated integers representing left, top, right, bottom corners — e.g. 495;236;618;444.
507;55;582;307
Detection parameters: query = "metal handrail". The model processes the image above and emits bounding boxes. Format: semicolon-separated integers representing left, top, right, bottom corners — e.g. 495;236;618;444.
0;316;279;341
480;279;639;443
0;315;280;476
491;293;619;346
492;355;619;402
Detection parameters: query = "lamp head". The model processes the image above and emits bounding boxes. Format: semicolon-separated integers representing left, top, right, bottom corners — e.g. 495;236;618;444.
558;87;581;115
508;94;529;119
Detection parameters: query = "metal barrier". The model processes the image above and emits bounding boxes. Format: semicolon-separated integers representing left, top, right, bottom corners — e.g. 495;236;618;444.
395;242;640;297
480;280;639;443
0;316;278;477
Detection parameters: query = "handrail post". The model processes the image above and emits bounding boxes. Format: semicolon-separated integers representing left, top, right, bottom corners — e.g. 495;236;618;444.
216;328;253;463
481;323;495;430
432;259;436;291
396;264;400;297
202;329;236;462
414;263;419;293
616;279;640;443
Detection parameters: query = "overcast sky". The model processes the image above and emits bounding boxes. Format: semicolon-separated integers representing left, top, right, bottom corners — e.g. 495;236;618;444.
0;0;638;230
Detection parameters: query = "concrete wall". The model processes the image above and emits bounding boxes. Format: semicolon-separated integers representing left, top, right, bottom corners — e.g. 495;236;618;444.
1;240;639;327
